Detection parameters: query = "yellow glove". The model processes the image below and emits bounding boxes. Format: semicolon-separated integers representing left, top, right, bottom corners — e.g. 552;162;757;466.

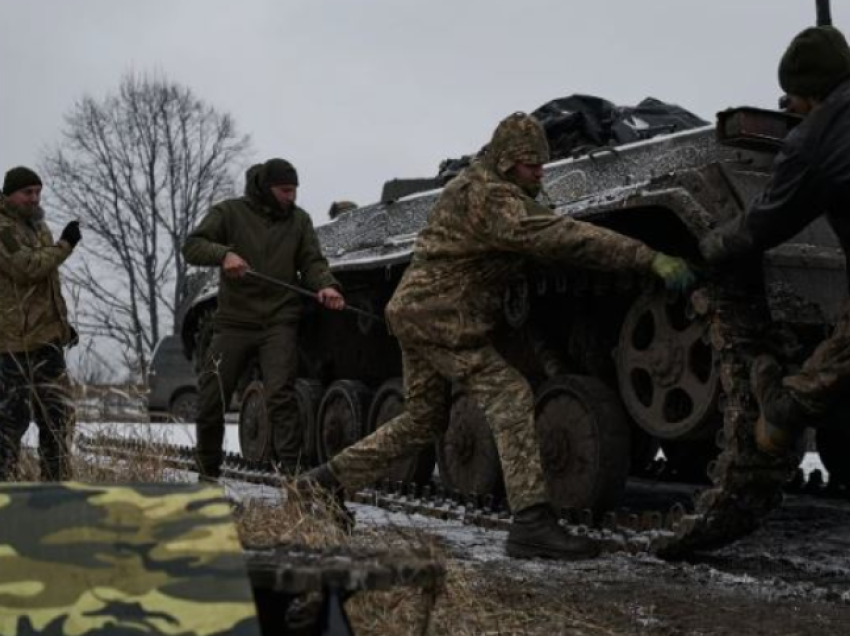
651;252;697;294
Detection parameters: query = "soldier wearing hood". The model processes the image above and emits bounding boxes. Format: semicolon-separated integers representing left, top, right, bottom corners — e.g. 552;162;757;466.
301;113;695;560
701;26;850;456
183;158;345;479
0;166;81;481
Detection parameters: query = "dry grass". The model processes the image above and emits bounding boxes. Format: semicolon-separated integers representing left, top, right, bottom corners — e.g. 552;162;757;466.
230;487;623;636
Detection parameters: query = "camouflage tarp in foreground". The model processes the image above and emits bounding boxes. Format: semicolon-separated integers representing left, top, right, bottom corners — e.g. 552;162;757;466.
0;482;260;636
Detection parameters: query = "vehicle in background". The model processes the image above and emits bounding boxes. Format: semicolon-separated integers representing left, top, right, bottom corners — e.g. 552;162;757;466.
148;335;199;422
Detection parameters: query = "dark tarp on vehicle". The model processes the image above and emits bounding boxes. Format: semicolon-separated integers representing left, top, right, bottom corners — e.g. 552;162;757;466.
434;94;708;184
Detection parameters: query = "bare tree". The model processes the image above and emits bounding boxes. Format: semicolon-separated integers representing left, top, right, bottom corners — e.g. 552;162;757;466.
43;73;250;378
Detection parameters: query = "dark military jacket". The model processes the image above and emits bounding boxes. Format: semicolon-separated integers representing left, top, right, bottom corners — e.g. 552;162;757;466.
386;159;657;348
705;78;850;285
0;198;73;352
182;193;338;329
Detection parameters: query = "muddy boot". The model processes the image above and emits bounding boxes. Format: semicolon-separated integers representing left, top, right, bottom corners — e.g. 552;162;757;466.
751;355;808;457
506;504;600;560
295;464;355;531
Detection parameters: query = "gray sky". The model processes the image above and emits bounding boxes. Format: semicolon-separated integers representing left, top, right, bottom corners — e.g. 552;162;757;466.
3;0;848;224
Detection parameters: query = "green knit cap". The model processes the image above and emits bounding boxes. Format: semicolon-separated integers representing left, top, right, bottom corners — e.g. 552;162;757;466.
779;26;850;98
2;166;42;196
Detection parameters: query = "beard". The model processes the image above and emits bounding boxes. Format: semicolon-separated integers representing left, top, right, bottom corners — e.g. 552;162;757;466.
5;200;44;223
520;181;543;198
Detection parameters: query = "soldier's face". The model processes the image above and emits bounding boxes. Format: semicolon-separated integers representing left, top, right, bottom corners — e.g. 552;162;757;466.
6;185;41;210
508;163;544;197
270;184;297;210
784;94;818;116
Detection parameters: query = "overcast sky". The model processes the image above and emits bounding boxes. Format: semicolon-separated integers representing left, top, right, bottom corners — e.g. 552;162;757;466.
3;0;848;225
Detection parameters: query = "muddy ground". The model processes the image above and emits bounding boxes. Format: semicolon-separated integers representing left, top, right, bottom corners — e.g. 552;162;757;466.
342;486;850;635
62;425;850;635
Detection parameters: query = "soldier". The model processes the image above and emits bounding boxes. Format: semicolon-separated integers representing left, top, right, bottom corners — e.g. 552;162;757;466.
300;112;695;560
0;166;81;481
183;158;345;480
701;25;850;456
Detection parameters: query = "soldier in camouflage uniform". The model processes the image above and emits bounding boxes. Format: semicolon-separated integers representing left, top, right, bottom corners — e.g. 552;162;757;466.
301;113;695;560
183;159;345;480
0;167;81;482
701;26;850;456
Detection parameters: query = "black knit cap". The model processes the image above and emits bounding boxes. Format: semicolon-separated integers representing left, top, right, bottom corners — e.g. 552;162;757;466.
262;158;299;187
3;166;42;196
779;26;850;98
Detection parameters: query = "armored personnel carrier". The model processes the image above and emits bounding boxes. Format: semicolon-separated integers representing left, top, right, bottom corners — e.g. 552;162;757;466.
181;85;847;554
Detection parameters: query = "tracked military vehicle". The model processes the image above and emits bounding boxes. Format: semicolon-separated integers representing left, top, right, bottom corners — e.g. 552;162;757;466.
181;55;847;555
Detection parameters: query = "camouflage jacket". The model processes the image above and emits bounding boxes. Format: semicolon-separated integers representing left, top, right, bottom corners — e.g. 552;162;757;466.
183;196;339;329
0;198;73;353
385;160;657;349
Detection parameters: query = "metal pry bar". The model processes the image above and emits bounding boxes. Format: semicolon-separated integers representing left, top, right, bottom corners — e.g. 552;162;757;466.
245;269;385;323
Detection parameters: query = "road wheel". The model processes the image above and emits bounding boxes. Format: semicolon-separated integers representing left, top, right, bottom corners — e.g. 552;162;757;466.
239;380;272;463
316;380;373;463
169;390;198;423
535;375;631;514
294;379;324;467
436;390;505;500
616;290;721;441
368;378;436;485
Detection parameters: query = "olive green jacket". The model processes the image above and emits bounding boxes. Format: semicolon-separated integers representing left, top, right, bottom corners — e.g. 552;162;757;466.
0;198;74;353
182;198;338;328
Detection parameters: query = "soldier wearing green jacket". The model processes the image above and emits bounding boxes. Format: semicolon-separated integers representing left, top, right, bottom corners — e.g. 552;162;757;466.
0;166;81;481
183;158;344;479
300;113;696;560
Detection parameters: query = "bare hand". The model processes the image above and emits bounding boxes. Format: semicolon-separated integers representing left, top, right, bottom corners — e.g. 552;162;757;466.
317;287;345;311
222;252;249;279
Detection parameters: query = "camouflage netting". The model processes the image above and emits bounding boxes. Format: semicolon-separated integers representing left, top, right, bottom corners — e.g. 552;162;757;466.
0;482;260;636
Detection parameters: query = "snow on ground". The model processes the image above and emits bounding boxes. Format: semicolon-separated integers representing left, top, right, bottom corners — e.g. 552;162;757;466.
23;420;832;480
38;422;829;477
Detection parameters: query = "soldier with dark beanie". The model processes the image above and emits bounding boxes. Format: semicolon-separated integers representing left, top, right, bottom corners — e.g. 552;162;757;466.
183;158;345;480
701;26;850;455
0;166;81;481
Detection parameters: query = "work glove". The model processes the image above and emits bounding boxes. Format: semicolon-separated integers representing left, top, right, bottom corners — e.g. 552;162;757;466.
60;221;82;248
651;252;697;294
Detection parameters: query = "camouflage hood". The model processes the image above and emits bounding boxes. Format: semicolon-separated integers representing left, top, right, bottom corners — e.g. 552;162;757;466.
481;112;550;177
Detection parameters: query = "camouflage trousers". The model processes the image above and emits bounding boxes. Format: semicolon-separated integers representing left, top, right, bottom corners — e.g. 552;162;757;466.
196;324;299;477
329;342;548;513
783;300;850;419
0;344;74;481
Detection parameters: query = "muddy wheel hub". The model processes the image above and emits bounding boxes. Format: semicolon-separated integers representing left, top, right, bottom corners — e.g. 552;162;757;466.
616;290;720;441
535;375;631;513
317;380;372;463
239;381;272;463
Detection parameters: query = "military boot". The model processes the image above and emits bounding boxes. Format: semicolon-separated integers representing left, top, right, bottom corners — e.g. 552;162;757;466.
506;504;600;560
751;355;809;457
295;463;355;531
